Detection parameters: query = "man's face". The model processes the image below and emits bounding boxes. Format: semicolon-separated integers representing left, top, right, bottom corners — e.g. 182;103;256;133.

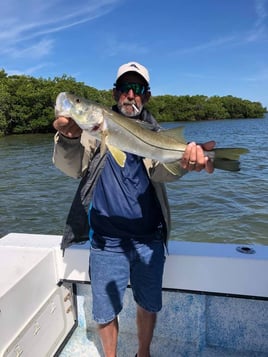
113;72;150;117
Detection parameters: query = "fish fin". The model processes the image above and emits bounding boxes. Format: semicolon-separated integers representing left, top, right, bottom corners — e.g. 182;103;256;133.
213;148;249;160
135;120;157;131
213;159;241;172
160;126;187;144
100;144;107;157
163;162;182;176
210;148;249;172
107;144;126;167
100;132;108;157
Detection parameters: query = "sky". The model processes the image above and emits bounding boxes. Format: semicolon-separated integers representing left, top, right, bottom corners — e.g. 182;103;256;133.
1;0;268;108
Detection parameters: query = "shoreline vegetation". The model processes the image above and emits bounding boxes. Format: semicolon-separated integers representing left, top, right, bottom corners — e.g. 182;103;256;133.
0;69;267;136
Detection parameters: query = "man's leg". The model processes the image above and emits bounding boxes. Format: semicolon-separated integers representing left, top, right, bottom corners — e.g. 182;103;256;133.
130;239;165;357
89;248;130;357
98;317;119;357
136;304;156;357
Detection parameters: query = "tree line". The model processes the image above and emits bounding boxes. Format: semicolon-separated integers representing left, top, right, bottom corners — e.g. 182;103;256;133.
0;69;266;136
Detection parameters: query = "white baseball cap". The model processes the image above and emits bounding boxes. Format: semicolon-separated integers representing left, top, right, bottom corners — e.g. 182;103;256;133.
116;62;150;85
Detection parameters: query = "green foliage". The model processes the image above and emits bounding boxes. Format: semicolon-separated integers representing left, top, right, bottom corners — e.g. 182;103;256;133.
0;68;266;135
147;94;266;122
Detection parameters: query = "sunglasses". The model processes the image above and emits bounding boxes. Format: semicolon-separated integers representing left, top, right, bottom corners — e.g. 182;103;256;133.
115;82;148;95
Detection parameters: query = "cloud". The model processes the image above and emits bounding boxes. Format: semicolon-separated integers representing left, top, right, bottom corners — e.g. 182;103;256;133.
173;36;237;56
181;62;268;85
6;63;53;76
241;66;268;81
3;39;54;59
0;0;121;60
246;0;268;42
172;0;268;56
101;34;149;57
255;0;267;27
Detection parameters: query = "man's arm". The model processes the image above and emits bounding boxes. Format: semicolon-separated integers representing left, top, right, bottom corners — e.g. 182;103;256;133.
52;117;95;178
146;141;216;182
53;132;86;178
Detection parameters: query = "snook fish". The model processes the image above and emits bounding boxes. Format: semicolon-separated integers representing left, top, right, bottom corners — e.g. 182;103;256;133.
55;92;249;174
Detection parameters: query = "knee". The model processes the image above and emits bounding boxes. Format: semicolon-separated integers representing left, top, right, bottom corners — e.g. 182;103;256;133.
137;304;157;317
98;317;118;330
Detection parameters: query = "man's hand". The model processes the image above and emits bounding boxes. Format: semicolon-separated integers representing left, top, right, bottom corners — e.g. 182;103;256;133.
181;141;216;173
53;116;82;138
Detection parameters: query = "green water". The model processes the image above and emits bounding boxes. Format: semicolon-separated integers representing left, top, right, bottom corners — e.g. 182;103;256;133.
1;117;268;245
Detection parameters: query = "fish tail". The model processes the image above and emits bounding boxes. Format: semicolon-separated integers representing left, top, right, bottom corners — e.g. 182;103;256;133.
213;158;241;171
212;148;249;172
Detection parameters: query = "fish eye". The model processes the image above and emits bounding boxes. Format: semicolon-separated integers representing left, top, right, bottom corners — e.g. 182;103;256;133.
76;98;81;103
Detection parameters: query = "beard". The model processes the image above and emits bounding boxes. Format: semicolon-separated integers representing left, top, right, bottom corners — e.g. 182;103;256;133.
117;101;143;117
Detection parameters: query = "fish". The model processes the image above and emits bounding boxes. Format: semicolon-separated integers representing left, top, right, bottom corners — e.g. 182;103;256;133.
55;92;249;174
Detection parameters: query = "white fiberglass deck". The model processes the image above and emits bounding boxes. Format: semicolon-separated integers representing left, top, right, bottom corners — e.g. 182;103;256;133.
0;233;268;356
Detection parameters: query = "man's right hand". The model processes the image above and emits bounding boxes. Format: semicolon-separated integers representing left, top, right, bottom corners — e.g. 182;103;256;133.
53;117;82;138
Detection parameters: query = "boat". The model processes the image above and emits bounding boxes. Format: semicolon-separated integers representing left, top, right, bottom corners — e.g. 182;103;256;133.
0;233;268;356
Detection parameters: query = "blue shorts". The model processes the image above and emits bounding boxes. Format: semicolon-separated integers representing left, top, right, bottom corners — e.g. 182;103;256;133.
89;240;165;324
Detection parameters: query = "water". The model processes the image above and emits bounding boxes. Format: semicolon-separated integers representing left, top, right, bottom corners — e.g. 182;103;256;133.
1;116;268;245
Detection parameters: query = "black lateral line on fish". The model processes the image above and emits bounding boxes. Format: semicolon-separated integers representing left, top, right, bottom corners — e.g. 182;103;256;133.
116;123;182;152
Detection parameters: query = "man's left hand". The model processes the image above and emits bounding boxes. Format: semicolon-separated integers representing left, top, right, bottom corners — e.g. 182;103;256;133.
181;141;216;173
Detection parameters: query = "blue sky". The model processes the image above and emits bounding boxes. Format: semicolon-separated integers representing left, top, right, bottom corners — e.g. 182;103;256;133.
1;0;268;108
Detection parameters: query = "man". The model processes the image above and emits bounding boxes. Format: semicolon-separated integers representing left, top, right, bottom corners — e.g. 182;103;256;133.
53;62;215;357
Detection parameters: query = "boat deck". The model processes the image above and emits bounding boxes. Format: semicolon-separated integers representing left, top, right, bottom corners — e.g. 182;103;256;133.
1;233;268;357
58;283;268;357
60;326;268;357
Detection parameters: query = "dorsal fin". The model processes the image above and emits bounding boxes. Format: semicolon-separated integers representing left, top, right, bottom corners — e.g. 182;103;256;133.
160;127;186;143
134;120;156;131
